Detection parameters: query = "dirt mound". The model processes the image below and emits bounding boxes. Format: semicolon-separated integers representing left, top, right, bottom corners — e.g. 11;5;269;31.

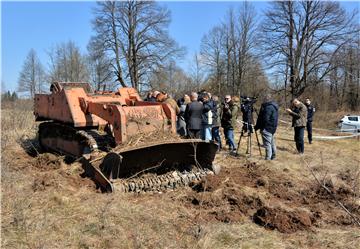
190;174;224;192
32;153;64;171
181;160;360;232
185;177;315;233
185;185;264;223
185;176;315;234
183;166;265;224
253;206;313;233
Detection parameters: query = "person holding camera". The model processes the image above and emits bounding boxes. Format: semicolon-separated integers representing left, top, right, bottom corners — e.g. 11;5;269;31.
254;94;279;160
286;98;308;154
221;95;239;152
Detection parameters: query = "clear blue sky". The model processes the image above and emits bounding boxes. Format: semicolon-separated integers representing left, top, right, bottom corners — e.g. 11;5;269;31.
1;1;359;92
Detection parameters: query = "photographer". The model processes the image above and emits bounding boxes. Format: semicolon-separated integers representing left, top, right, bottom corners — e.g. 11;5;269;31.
286;98;307;154
254;94;279;160
221;95;239;152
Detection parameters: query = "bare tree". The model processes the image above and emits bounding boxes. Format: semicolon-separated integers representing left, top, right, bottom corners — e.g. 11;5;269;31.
92;0;184;91
17;49;46;98
189;52;205;91
326;41;360;111
87;39;113;91
48;41;89;83
200;25;225;95
92;1;126;87
200;3;267;96
262;1;359;97
236;1;257;95
149;60;192;97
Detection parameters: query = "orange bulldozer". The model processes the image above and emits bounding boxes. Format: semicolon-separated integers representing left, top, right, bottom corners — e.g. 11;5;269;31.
34;82;219;192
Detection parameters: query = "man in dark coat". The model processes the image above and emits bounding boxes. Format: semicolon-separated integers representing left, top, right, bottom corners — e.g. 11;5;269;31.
211;95;222;150
201;93;213;141
255;94;279;160
184;92;203;139
286;98;308;154
305;98;315;144
221;95;239;152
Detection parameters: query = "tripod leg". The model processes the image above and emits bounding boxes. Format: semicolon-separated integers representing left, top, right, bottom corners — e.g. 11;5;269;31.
235;133;243;156
246;134;249;154
255;130;262;157
249;134;252;156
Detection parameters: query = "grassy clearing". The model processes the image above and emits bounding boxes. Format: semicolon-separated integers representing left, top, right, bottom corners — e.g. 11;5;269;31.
1;102;359;249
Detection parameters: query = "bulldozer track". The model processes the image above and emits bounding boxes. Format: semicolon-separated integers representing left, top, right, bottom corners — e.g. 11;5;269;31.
39;122;114;155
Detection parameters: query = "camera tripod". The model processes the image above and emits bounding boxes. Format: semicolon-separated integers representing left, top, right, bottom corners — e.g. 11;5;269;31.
235;107;262;157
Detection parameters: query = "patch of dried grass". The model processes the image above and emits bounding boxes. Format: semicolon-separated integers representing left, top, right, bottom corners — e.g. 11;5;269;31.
1;100;37;152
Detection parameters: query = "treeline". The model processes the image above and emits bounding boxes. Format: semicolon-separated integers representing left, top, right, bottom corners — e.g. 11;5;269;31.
15;0;359;111
1;91;18;102
261;1;359;111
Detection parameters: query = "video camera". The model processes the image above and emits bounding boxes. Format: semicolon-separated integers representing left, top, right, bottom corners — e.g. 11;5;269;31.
240;96;257;105
240;96;257;133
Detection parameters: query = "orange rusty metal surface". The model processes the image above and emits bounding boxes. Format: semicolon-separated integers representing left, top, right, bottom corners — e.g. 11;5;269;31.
86;103;127;144
34;82;177;145
35;87;108;127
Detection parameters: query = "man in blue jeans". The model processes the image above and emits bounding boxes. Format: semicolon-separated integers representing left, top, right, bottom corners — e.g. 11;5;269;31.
255;94;279;160
221;95;239;152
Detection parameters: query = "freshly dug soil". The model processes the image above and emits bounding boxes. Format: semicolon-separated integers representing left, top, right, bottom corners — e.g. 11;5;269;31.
253;206;312;233
181;161;360;233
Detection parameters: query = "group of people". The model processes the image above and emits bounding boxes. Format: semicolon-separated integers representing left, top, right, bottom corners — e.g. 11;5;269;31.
145;90;240;152
144;90;315;160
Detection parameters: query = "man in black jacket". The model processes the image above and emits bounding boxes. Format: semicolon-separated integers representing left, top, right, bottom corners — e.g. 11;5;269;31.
211;95;222;150
305;98;315;144
255;94;279;160
185;92;203;139
201;93;213;141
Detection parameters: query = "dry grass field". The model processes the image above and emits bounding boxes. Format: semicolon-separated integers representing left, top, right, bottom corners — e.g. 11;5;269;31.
1;101;359;249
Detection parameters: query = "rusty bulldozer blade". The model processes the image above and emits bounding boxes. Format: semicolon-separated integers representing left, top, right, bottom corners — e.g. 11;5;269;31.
83;140;218;192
